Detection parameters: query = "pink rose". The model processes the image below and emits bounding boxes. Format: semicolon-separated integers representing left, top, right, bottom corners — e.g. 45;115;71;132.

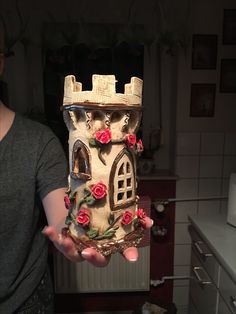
125;134;136;148
136;208;147;219
95;128;112;144
91;182;107;199
137;139;144;152
121;210;133;225
76;209;90;226
64;195;71;210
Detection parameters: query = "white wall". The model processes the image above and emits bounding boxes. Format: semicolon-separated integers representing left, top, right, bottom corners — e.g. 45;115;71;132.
174;1;236;313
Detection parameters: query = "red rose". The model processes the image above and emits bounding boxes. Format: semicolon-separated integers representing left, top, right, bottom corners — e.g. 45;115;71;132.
95;128;111;144
137;139;144;152
121;210;133;225
125;134;136;148
91;182;107;199
136;208;147;219
64;195;71;210
76;209;90;226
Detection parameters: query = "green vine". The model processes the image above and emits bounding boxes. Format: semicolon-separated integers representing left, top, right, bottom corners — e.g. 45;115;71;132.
86;213;122;240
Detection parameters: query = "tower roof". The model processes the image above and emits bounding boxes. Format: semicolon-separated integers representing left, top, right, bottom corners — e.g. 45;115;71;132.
63;74;143;110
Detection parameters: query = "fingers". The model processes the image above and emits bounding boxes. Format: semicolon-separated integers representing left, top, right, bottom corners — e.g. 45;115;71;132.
43;226;73;252
122;247;138;262
141;216;154;229
121;216;153;262
42;226;84;262
42;225;59;242
42;226;109;266
81;248;110;267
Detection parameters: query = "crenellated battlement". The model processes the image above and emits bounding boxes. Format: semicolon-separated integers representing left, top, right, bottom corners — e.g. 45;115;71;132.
63;74;143;107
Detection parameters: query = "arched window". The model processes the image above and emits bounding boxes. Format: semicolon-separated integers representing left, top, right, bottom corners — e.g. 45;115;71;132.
110;149;136;210
71;140;91;181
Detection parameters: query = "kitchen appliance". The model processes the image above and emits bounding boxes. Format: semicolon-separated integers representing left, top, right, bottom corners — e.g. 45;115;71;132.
227;173;236;228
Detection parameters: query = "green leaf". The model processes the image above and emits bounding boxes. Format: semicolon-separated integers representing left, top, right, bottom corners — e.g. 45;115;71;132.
86;195;96;205
86;228;99;239
94;230;116;240
70;213;78;225
104;228;116;236
105;214;122;232
84;188;91;198
69;193;76;201
65;216;72;225
89;138;97;146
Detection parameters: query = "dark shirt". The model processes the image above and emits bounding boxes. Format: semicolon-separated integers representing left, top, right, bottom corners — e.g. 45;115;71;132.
0;113;68;313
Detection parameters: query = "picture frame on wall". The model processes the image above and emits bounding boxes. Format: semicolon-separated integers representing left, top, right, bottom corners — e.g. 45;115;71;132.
191;34;218;69
222;9;236;45
190;84;216;117
220;59;236;93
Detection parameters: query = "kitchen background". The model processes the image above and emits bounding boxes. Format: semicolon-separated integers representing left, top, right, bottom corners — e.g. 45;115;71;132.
174;0;236;313
1;0;236;313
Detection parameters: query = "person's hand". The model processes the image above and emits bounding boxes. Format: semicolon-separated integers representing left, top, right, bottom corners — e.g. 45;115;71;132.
42;226;109;267
122;216;153;262
43;216;153;265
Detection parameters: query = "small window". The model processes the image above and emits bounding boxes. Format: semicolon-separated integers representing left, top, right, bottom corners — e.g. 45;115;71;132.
71;140;91;181
110;149;135;210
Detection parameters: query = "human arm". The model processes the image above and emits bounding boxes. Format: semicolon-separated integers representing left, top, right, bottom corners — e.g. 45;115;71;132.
42;187;109;267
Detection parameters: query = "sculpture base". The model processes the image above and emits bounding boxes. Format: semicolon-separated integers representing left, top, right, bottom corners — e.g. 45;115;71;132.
62;226;145;256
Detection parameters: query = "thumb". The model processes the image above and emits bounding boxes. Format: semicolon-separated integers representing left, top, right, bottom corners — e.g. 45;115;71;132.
81;248;110;267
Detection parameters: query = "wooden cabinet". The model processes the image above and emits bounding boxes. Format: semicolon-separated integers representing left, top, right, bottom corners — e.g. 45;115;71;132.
188;224;236;314
189;225;219;314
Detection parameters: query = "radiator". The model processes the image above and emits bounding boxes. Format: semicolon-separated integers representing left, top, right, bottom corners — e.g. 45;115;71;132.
54;196;151;293
54;246;150;293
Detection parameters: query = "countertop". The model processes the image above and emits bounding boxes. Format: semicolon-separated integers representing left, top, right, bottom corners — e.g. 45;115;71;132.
188;212;236;284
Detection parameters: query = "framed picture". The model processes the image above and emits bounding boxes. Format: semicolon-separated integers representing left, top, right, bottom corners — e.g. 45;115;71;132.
223;9;236;45
190;84;216;117
220;59;236;93
192;34;218;69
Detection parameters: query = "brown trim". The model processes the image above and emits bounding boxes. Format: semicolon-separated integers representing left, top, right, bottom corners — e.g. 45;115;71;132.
62;225;145;256
112;199;136;210
62;103;142;111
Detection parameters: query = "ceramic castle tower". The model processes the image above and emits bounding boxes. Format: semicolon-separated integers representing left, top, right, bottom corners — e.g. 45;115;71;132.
62;74;148;256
